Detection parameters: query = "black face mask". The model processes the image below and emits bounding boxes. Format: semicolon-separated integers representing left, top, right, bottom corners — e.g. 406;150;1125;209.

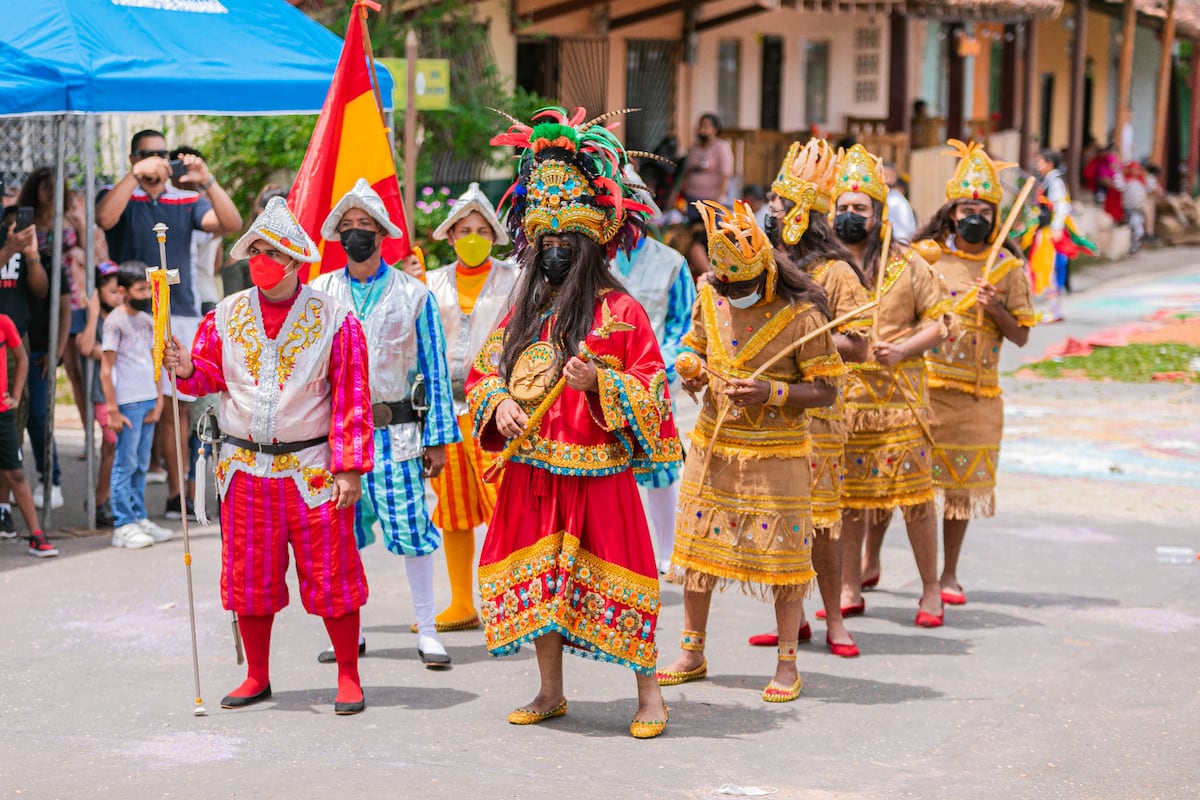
834;211;869;245
697;133;711;146
539;246;573;286
129;297;153;313
340;228;379;263
763;213;782;247
956;214;992;245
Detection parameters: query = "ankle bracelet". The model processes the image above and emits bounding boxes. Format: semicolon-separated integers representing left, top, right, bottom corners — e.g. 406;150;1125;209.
681;629;706;652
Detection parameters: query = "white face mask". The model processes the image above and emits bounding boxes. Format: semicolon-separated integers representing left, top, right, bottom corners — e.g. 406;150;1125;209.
728;290;761;309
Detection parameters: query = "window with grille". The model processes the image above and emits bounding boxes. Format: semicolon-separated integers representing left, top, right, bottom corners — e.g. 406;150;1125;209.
805;41;830;127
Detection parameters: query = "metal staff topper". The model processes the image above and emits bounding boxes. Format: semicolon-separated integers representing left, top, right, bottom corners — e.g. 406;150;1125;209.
149;223;207;717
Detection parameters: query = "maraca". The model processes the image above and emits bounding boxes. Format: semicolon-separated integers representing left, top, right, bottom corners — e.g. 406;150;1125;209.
675;351;704;381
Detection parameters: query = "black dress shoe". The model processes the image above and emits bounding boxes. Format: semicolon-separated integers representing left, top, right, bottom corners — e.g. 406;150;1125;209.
334;693;365;715
418;647;452;668
317;638;366;664
220;683;272;709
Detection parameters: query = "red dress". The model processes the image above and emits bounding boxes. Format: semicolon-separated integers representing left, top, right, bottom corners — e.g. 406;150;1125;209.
465;291;682;674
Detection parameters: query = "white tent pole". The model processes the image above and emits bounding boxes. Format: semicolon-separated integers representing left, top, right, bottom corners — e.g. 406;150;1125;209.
84;114;97;530
41;115;66;531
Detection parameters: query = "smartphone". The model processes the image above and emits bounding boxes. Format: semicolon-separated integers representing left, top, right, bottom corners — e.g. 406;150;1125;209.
169;159;188;182
15;206;34;232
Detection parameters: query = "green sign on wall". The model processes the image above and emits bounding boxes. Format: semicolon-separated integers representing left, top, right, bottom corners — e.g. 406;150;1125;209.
378;58;450;111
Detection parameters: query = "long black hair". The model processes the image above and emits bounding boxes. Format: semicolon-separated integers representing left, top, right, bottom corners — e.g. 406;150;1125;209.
837;198;906;287
498;232;626;381
912;199;1024;260
772;199;868;289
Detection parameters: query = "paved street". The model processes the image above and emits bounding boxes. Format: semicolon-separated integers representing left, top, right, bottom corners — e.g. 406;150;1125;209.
2;252;1199;799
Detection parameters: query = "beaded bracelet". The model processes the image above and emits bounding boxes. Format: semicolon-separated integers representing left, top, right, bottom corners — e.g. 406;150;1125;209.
766;379;789;407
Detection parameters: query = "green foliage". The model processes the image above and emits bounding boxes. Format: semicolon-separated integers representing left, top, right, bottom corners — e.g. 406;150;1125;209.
412;185;455;269
1023;343;1200;382
194;114;316;218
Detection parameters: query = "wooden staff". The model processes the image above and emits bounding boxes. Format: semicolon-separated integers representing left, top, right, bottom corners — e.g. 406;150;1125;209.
893;365;937;445
973;177;1036;395
151;224;206;717
482;376;565;484
747;299;879;382
696;298;879;487
871;222;892;340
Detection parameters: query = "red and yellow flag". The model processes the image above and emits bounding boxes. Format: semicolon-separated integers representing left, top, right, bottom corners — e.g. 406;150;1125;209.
289;4;410;281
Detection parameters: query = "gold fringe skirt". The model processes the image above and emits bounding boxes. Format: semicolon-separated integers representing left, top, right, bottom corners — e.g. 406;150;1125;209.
930;387;1003;520
672;447;816;602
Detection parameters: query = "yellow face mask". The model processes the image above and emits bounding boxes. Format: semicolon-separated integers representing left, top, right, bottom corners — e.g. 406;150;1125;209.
453;233;493;267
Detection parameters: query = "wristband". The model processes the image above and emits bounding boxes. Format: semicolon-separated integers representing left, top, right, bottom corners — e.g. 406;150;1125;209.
200;177;215;191
766;380;789;407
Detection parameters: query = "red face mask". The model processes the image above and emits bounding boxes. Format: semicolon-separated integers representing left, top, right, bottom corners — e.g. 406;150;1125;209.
249;254;291;291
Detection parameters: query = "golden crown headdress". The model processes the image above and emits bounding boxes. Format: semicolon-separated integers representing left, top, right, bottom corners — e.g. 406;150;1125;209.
945;139;1016;207
831;144;889;207
695;200;779;302
771;139;837;246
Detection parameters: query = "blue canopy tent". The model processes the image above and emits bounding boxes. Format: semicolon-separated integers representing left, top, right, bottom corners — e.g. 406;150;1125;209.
0;0;393;115
0;0;393;529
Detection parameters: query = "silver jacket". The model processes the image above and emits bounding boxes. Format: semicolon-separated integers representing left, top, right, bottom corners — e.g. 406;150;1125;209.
427;258;520;416
312;267;429;461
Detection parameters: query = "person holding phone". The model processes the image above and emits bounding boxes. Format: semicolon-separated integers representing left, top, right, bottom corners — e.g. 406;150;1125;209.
7;175;72;512
0;205;50;536
96;129;242;524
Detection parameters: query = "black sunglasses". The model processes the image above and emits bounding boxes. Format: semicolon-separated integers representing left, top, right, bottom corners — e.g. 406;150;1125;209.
133;149;169;160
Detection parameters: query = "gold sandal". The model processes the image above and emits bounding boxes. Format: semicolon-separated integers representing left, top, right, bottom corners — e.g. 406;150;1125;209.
657;629;707;686
762;641;802;702
656;661;707;686
409;614;481;634
507;698;567;725
630;705;669;739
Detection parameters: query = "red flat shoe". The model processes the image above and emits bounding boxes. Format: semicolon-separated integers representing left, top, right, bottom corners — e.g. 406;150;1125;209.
747;631;778;647
940;587;967;605
815;601;866;620
826;634;860;658
861;574;880;590
747;622;811;648
914;608;945;628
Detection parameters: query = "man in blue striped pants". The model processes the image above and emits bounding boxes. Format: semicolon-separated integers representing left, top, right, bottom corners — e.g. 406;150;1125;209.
312;179;461;668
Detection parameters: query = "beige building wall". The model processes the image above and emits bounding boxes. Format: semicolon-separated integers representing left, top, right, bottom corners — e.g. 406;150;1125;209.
690;5;890;133
1033;5;1114;150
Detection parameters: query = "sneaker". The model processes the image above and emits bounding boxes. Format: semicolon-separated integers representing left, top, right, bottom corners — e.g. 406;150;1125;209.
0;507;15;540
28;532;59;558
32;484;64;510
111;522;154;549
164;495;183;520
146;470;167;485
138;518;174;543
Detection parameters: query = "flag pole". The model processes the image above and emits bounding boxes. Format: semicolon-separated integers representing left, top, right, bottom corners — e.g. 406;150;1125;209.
404;28;418;234
151;223;206;717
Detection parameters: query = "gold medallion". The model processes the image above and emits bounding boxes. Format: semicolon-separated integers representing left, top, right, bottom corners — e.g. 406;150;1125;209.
509;342;558;404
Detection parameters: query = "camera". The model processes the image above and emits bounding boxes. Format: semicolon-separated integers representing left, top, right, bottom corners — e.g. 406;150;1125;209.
169;159;188;182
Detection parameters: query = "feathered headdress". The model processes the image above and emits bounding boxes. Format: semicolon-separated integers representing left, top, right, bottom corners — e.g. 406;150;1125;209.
490;106;653;259
771;138;838;246
696;199;779;302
